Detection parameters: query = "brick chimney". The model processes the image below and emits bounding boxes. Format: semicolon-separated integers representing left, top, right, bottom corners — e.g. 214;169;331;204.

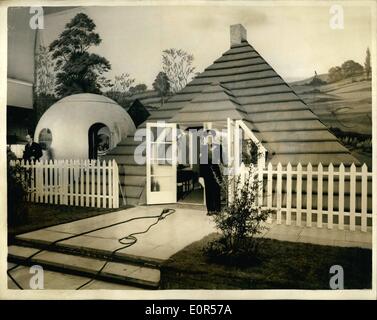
230;24;247;47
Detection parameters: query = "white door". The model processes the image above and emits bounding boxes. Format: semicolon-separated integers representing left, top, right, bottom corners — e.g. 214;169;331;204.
146;122;177;204
226;118;241;203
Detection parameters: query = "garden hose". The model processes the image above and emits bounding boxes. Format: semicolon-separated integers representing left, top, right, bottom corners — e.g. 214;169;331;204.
7;207;175;290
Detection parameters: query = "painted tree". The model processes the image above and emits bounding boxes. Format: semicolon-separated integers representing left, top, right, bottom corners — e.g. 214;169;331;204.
34;45;55;96
341;60;364;79
152;71;170;107
105;73;135;105
328;66;343;83
162;49;195;93
364;47;371;80
112;73;135;92
49;13;111;98
104;73;141;109
129;83;148;95
34;44;58;121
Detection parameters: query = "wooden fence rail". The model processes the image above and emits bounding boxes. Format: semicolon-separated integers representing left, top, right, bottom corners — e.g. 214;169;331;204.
9;159;119;209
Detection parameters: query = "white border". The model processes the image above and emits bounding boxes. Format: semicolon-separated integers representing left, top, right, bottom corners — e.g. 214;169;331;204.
0;0;376;300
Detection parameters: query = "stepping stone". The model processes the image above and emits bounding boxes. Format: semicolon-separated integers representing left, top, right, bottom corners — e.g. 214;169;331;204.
8;245;160;289
7;265;143;290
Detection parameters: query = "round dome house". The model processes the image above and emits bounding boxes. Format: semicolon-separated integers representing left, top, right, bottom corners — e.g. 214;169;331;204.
34;93;137;160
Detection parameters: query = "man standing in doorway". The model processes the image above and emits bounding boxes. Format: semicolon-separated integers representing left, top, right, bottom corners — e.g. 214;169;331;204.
199;130;223;216
23;134;42;162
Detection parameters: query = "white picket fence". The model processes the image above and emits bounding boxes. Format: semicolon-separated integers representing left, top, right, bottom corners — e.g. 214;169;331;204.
239;162;372;232
10;160;119;209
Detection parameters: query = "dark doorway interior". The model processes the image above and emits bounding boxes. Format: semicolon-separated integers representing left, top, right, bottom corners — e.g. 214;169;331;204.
177;126;205;205
88;123;106;160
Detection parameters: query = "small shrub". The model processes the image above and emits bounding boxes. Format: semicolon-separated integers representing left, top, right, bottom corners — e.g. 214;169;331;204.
204;235;266;266
7;162;30;226
204;149;272;263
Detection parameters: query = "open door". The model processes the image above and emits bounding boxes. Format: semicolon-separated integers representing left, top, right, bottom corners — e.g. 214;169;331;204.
146;122;177;204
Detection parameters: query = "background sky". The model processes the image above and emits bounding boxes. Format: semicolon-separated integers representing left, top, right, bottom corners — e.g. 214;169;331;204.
41;4;372;88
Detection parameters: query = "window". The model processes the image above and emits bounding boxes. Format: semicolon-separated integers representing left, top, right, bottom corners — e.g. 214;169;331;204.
242;139;259;165
38;128;52;150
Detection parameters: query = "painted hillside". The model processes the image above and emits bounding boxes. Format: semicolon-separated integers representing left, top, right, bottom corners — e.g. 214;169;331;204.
289;75;372;167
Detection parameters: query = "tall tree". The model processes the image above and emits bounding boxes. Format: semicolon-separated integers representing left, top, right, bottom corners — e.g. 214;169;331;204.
153;71;170;107
162;49;195;93
34;44;58;121
364;47;371;80
49;13;111;98
35;45;55;96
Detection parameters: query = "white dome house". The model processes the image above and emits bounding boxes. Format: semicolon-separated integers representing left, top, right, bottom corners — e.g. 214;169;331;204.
34;93;136;160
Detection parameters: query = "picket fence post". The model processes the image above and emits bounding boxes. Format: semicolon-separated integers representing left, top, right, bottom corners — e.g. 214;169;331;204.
286;163;292;225
317;163;323;228
327;163;334;229
306;163;312;227
361;164;368;232
276;162;282;224
338;163;345;230
113;159;119;208
266;162;273;224
296;163;302;227
349;163;356;231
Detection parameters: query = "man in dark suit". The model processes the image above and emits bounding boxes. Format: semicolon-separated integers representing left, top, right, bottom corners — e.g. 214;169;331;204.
23;134;42;162
199;130;223;215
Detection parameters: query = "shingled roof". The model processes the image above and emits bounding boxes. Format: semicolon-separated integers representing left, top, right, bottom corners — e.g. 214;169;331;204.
144;24;357;166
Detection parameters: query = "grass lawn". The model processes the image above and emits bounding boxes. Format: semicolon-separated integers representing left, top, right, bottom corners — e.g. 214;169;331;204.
161;233;371;289
8;203;130;239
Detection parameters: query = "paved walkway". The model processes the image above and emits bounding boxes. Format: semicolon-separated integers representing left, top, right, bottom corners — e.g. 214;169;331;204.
15;205;372;264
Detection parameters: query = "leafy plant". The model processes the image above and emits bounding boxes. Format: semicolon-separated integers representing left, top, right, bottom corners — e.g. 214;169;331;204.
7;162;31;226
